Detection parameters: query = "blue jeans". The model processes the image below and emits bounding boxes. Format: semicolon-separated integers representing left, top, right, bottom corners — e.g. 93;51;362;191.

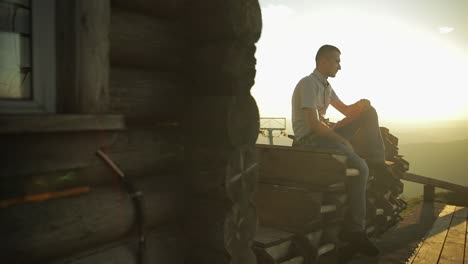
296;106;385;232
334;106;386;165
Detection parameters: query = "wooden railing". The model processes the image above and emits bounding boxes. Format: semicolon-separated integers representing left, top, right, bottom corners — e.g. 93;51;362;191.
402;173;468;202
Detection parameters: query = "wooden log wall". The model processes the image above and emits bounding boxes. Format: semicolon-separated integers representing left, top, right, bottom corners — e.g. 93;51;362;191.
3;1;188;263
2;0;263;263
182;0;262;263
0;127;185;263
0;128;184;263
109;3;187;119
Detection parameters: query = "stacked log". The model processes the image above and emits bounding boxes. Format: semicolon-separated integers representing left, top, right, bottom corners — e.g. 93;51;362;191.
253;226;304;264
182;1;262;263
254;145;350;263
253;127;408;263
366;127;409;232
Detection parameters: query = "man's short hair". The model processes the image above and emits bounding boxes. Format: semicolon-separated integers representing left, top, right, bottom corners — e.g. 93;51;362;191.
315;45;341;64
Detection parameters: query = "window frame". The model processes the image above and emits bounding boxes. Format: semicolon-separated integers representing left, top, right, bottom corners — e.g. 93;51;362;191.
0;0;56;113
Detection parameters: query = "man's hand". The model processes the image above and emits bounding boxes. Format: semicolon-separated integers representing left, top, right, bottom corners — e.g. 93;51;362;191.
305;108;351;148
357;99;371;110
333;99;372;130
354;99;371;112
346;99;371;118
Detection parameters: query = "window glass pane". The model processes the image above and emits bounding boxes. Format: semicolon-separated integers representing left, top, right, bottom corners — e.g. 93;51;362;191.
15;6;30;34
0;32;31;99
0;0;31;100
0;3;30;34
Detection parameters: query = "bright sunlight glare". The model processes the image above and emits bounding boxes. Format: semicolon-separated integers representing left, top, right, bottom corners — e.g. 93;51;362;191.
252;4;468;124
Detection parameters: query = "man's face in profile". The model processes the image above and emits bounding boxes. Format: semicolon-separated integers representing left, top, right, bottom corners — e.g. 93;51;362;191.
325;51;341;78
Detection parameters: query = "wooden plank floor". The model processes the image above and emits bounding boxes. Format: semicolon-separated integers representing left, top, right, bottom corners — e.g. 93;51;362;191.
409;205;468;264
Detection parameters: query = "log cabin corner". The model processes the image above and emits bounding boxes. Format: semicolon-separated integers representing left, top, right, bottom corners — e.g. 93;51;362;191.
1;0;262;263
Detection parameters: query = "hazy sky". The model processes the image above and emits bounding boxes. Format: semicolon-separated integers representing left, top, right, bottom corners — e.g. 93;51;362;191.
252;0;468;125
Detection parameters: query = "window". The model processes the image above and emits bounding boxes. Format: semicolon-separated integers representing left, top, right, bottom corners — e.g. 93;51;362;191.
0;0;55;113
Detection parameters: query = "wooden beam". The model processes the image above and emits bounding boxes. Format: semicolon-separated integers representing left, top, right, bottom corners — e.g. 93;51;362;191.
424;184;435;203
0;175;184;263
1;132;106;178
184;0;262;43
254;183;323;233
1;128;180;179
0;152;179;201
254;226;294;248
186;42;257;95
56;0;110;113
56;0;77;113
109;67;185;118
0;115;124;134
110;7;185;70
256;144;345;155
402;173;468;194
256;145;347;188
263;240;292;261
111;0;186;20
318;243;335;257
185;96;259;147
76;0;110;113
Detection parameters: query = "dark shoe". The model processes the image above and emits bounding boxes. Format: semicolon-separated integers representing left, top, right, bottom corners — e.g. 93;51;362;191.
339;231;380;257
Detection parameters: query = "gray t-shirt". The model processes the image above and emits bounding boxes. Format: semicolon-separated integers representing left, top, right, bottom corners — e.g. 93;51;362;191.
291;69;338;141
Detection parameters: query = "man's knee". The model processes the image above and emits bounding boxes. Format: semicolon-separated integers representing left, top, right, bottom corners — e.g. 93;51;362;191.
347;155;369;180
365;105;377;114
361;105;378;120
353;156;369;181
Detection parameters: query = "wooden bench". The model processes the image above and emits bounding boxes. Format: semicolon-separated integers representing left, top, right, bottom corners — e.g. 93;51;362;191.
253;143;407;263
255;144;358;233
409;205;468;263
256;144;357;189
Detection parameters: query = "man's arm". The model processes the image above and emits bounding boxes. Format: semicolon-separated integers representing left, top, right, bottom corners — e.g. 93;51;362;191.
304;108;353;149
331;96;371;117
331;96;351;116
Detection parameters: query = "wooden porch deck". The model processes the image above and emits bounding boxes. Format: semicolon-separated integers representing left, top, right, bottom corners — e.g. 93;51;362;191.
409;205;468;264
